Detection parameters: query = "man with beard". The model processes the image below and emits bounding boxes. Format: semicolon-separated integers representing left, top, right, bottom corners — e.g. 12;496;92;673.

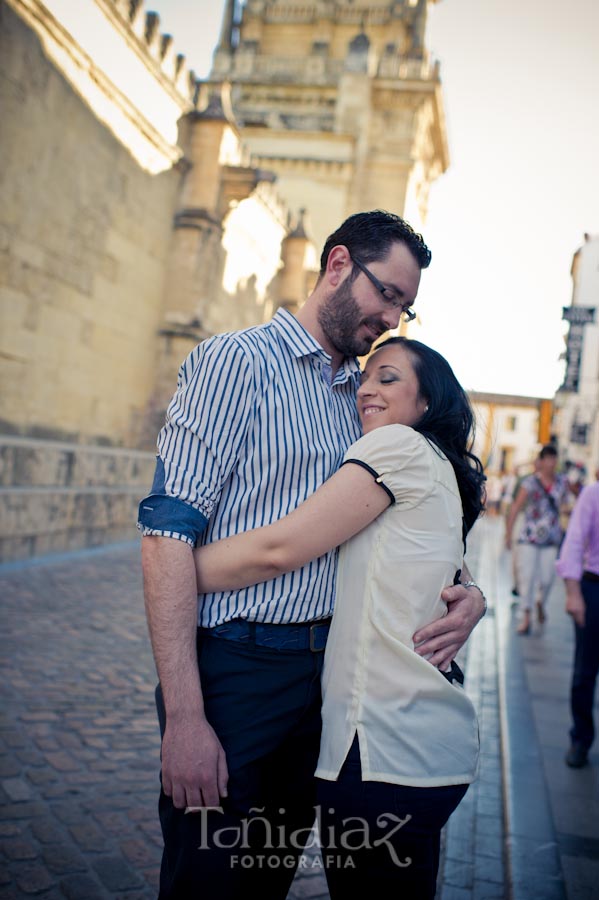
139;210;486;899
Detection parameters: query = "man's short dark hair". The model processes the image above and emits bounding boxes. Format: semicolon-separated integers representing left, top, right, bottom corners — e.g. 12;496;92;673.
539;444;558;459
319;209;431;274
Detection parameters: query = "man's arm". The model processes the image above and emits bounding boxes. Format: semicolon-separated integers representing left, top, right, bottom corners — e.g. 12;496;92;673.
139;338;256;809
142;536;228;809
556;486;592;629
412;563;485;671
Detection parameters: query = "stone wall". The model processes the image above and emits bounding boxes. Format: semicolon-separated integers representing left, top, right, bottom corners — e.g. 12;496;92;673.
0;2;180;449
0;436;155;561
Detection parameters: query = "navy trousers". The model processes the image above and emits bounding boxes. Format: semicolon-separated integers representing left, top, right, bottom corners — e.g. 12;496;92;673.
317;736;468;899
570;576;599;750
156;630;324;899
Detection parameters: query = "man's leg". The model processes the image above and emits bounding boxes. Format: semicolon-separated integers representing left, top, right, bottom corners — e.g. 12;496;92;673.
570;580;599;754
156;634;323;900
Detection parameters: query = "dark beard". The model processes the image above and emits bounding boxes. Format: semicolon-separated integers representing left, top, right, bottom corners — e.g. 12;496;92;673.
317;280;386;358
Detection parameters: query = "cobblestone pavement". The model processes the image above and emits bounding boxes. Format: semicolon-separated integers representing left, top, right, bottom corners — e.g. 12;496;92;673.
0;544;161;899
1;522;597;899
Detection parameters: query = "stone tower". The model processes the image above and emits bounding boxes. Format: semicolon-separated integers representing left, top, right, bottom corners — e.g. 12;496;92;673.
209;0;449;249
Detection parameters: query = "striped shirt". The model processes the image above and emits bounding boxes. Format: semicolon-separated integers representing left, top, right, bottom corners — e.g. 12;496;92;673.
138;309;362;626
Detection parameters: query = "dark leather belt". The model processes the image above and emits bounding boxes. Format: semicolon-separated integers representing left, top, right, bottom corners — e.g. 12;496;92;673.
582;570;599;583
198;618;332;652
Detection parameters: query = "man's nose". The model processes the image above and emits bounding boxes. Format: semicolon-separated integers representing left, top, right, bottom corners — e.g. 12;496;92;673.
381;308;401;331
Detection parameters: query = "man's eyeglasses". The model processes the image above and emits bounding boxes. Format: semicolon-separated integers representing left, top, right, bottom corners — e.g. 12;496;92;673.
350;255;417;323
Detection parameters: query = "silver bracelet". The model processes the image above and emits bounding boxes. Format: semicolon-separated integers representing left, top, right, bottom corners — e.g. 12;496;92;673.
461;580;487;617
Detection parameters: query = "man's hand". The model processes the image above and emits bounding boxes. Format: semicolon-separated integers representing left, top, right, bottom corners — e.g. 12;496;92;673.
162;715;229;810
142;536;228;809
565;580;586;629
413;583;485;672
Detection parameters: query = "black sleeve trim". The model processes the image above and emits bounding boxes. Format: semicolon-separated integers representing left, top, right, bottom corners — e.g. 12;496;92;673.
341;459;395;506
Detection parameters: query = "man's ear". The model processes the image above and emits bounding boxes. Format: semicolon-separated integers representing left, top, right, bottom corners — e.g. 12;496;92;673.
325;245;352;287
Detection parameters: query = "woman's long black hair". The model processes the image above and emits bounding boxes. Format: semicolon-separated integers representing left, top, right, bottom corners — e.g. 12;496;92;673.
373;336;486;536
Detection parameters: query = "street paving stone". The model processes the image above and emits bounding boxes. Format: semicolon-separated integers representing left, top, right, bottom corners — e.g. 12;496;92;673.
0;545;161;899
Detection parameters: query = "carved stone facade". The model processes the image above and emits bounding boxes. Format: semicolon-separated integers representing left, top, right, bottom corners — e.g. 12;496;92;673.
209;0;448;248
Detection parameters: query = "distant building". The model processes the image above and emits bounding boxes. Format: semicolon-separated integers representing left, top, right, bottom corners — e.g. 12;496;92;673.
469;392;553;475
553;234;599;478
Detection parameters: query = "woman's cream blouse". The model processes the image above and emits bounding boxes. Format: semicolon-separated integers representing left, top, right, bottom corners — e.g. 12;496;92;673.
316;424;480;787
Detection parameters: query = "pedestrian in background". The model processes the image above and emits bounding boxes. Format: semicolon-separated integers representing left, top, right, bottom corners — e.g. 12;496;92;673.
556;477;599;769
505;445;571;634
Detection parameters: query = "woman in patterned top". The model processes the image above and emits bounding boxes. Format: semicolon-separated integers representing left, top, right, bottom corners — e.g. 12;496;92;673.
505;444;571;634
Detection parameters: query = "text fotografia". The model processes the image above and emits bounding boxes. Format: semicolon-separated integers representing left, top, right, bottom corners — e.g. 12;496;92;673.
230;853;354;870
186;805;413;868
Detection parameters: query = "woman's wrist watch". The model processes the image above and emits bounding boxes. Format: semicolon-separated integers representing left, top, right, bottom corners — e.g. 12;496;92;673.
461;580;487;617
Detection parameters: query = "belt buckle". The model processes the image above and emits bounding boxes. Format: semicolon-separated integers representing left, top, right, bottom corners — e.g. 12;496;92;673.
309;622;326;653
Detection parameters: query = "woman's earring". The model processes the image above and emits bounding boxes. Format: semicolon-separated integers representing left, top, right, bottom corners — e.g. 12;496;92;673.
424;405;429;412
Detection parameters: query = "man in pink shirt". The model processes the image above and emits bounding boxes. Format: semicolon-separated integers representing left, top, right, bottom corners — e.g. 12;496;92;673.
556;479;599;768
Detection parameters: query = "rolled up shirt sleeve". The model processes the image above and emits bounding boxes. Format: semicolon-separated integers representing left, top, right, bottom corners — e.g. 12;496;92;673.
137;334;256;545
138;457;209;546
556;485;592;581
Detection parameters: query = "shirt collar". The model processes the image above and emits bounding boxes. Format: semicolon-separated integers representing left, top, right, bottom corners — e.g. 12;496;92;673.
271;309;361;386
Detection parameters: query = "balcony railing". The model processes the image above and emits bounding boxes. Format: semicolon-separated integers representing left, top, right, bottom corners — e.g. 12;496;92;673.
230;53;439;84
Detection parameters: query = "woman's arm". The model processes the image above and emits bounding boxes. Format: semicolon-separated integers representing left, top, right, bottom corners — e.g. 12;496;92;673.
193;463;390;593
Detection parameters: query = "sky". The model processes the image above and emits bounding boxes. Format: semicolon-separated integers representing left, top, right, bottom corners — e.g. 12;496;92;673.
146;0;599;398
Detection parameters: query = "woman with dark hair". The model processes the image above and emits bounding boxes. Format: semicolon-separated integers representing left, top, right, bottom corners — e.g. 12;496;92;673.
192;336;485;898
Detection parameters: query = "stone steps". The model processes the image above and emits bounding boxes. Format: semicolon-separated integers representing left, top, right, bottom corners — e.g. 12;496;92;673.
0;436;155;561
